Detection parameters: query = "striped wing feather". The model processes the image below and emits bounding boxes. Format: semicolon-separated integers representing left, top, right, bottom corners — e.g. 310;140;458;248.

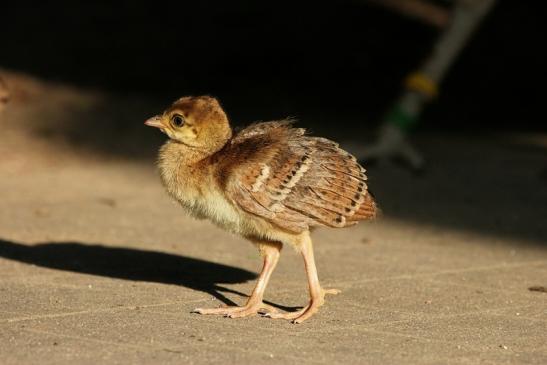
222;121;377;233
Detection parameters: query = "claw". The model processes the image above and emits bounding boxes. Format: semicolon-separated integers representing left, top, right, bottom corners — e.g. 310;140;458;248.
263;287;341;323
264;307;307;320
192;301;277;318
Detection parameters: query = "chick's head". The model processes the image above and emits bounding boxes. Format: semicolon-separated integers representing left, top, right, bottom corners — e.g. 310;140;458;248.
145;96;232;152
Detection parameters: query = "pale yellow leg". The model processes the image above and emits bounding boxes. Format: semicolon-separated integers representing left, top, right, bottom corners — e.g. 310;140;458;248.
193;241;281;318
265;232;340;323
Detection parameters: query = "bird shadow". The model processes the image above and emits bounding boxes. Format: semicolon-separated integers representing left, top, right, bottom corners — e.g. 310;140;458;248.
0;238;300;311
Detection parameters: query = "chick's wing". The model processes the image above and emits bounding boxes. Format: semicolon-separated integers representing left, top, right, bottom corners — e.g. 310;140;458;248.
219;121;375;234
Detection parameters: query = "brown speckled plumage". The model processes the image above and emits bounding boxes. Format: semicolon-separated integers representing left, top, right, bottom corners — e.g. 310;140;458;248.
219;120;376;233
146;96;377;323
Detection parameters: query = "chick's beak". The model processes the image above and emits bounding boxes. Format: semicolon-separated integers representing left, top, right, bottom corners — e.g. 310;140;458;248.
144;115;163;128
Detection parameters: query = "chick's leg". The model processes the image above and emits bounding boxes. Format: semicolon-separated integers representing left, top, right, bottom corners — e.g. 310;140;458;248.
193;241;281;318
266;232;339;323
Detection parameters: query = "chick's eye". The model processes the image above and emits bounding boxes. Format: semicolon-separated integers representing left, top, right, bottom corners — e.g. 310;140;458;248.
171;114;185;127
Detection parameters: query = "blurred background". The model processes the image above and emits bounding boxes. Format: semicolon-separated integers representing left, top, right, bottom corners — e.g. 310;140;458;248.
1;0;546;245
2;0;545;128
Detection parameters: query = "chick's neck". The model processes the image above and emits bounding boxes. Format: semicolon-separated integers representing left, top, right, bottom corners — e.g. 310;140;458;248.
159;120;233;165
160;139;216;167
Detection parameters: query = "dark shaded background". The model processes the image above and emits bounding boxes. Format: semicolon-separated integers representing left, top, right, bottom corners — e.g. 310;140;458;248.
2;0;545;131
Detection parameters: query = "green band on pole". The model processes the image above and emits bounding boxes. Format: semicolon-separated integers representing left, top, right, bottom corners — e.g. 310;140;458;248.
386;105;419;130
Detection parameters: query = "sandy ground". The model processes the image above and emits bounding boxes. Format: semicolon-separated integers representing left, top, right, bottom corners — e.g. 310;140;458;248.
0;71;546;364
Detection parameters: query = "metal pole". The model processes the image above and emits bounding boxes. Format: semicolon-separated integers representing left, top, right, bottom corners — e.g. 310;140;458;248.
362;0;497;171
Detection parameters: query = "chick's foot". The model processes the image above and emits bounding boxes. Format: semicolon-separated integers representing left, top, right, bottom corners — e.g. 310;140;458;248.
264;288;340;323
192;301;278;318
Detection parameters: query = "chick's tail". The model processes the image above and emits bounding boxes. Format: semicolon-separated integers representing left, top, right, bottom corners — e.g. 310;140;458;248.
348;192;378;222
